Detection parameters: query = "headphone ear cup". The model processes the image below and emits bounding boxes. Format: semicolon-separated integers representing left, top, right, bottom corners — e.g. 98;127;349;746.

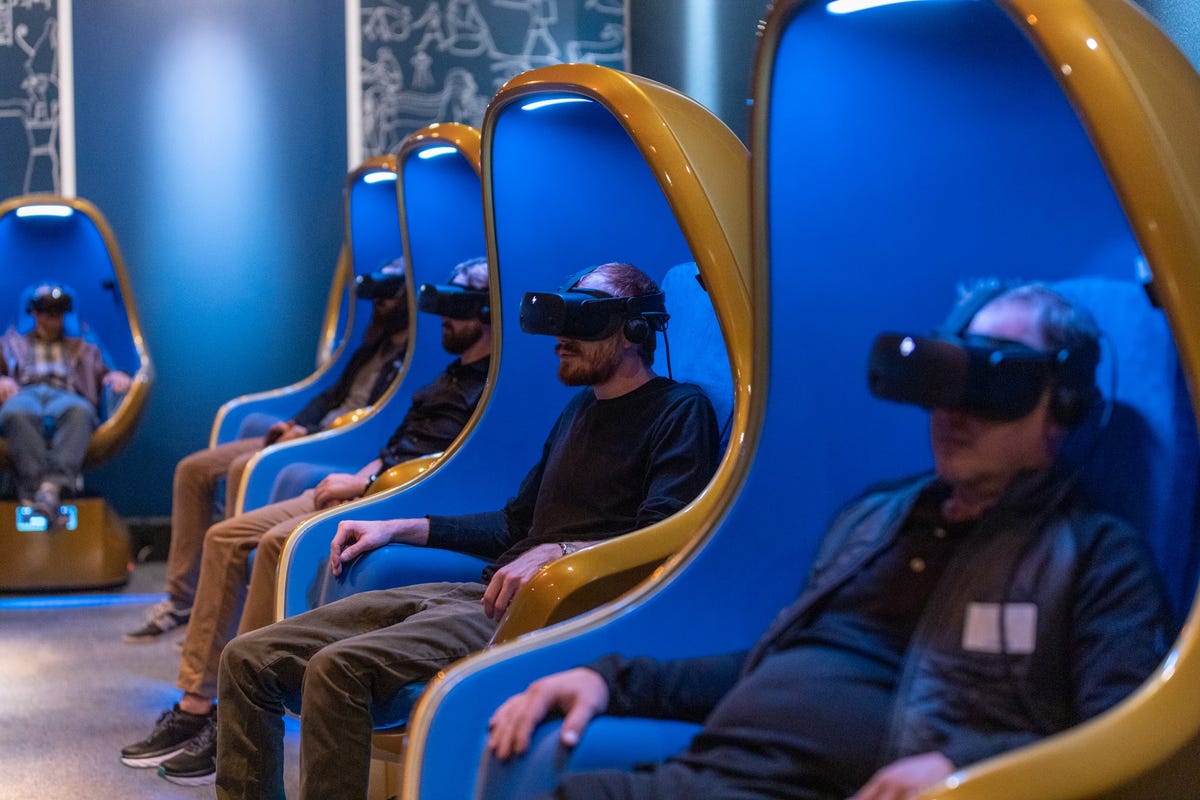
1050;344;1100;426
623;317;649;344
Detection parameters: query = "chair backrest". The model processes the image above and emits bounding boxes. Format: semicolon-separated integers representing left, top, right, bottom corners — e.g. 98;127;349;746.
209;157;406;447
234;125;488;514
655;262;734;444
0;195;152;465
398;3;1200;799
0;200;144;376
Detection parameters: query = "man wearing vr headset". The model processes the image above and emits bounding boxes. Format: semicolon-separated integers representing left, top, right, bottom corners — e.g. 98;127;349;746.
0;283;132;526
125;259;410;645
213;262;720;800
484;282;1174;800
121;258;492;786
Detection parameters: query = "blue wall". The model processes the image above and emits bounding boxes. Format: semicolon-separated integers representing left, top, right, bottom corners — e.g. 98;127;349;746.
72;1;347;516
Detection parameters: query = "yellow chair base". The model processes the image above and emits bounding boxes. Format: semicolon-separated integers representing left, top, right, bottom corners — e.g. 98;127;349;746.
0;498;132;591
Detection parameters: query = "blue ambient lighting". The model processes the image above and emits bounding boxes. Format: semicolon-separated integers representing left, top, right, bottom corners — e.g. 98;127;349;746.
415;146;457;160
0;593;165;611
15;204;75;218
827;0;929;14
520;97;592;112
363;170;398;182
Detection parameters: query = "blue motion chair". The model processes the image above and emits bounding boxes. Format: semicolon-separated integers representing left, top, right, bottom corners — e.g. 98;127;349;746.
209;155;405;449
233;124;487;515
273;64;753;778
400;2;1200;799
0;195;153;589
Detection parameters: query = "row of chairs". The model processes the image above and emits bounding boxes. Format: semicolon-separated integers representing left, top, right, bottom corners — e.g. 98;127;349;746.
244;1;1200;799
4;0;1197;796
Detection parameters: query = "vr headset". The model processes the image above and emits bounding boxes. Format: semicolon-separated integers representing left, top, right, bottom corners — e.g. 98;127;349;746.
355;270;406;300
416;282;490;322
867;288;1100;425
520;287;668;343
27;285;72;314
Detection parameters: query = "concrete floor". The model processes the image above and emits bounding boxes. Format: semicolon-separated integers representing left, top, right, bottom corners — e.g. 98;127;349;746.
0;561;300;800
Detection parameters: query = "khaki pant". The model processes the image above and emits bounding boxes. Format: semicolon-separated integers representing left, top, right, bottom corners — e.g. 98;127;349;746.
217;582;497;800
164;438;263;608
176;490;318;698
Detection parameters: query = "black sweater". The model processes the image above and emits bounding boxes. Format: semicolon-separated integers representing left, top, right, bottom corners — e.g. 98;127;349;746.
426;377;719;583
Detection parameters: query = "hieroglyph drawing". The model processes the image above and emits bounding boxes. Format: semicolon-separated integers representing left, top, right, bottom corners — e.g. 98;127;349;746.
361;0;626;156
0;0;59;195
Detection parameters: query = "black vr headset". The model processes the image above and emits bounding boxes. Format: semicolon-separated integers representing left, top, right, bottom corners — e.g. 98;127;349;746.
355;270;406;300
867;285;1100;426
519;272;668;343
416;282;490;322
27;284;72;314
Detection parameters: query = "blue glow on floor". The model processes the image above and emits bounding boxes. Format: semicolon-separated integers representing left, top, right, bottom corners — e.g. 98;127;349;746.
0;592;164;611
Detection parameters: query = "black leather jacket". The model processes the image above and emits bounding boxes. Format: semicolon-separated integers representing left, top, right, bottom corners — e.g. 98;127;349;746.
742;470;1175;767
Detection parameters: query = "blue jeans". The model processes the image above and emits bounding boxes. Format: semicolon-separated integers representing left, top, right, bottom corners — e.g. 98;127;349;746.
0;385;98;499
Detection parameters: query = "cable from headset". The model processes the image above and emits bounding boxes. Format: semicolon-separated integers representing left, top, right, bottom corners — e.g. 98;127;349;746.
660;325;674;381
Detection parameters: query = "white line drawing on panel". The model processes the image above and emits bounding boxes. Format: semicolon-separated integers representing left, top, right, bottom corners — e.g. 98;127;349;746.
443;0;495;57
359;0;626;157
1;12;59;193
565;21;623;66
491;0;559;61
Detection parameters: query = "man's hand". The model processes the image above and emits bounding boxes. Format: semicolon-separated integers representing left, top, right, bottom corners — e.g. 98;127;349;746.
313;472;369;510
265;420;308;445
481;542;563;620
849;752;955;800
486;668;610;760
102;370;132;394
329;517;430;576
0;376;19;404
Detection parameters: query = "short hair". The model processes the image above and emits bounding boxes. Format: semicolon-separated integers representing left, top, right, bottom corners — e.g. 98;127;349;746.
581;262;660;366
448;256;489;291
990;283;1100;357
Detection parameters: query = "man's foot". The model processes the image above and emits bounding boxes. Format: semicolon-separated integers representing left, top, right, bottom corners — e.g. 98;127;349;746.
119;705;212;768
123;598;190;643
32;483;65;529
157;715;217;786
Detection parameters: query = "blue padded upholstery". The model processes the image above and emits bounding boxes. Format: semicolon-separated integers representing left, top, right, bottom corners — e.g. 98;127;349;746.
400;5;1200;799
655;263;733;443
234;411;284;440
211;162;405;447
236;148;484;514
1054;278;1200;618
476;718;702;800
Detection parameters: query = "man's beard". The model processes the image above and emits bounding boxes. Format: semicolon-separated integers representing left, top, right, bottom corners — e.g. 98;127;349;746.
442;320;483;354
368;302;409;339
556;335;624;386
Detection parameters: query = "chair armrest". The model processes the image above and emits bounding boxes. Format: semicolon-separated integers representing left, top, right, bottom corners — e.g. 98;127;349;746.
276;501;489;620
318;543;489;607
366;454;444;496
85;367;153;464
477;717;702;800
490;512;690;646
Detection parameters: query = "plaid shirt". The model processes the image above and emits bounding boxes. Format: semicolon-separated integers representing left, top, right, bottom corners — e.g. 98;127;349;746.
25;338;71;391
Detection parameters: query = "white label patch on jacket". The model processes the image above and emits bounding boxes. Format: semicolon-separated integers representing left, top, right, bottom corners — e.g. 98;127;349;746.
962;602;1038;654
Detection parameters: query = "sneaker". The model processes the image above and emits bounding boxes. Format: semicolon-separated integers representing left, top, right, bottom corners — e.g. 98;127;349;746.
158;716;216;786
119;705;212;768
32;483;65;530
123;598;190;643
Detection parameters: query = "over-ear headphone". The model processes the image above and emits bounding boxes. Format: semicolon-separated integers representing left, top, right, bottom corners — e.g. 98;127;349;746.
553;268;668;344
943;281;1100;426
